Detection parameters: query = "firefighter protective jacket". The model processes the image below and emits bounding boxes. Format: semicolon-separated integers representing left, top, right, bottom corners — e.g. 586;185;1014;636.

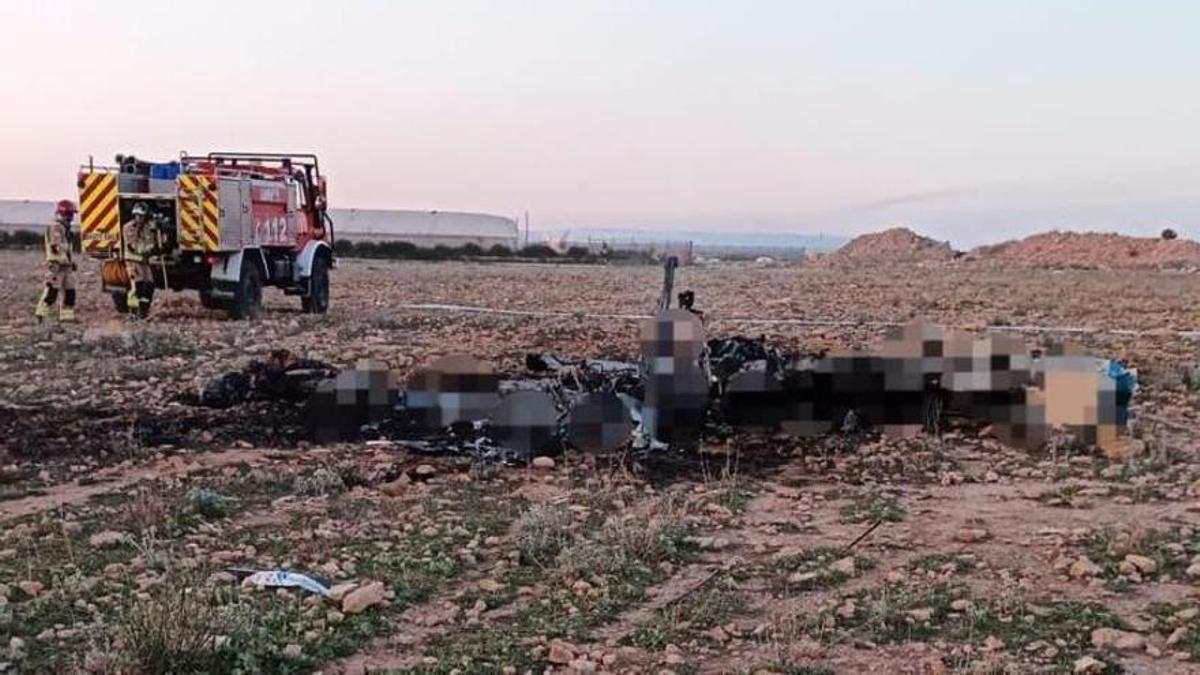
122;219;157;262
44;220;72;265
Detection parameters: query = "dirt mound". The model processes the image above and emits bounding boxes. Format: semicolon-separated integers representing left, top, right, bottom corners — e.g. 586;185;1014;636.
822;227;955;265
971;231;1200;269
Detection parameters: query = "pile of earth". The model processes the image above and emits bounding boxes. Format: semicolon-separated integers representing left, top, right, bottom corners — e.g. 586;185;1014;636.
969;231;1200;269
819;227;956;265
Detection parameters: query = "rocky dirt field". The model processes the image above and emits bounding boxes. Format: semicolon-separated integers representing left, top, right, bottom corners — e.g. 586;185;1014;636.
2;250;1200;674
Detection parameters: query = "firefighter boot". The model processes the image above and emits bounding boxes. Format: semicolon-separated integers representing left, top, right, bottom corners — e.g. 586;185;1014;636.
35;285;57;322
136;282;154;319
126;287;141;317
59;289;77;322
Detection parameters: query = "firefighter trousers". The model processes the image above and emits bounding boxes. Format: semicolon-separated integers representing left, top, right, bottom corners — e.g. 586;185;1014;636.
35;262;76;321
125;261;155;318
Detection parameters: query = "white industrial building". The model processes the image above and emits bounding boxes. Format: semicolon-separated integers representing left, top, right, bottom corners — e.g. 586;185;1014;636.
2;200;520;249
330;209;519;249
0;200;54;229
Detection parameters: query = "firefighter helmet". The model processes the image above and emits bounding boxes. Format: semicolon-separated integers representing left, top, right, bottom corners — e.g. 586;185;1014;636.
55;199;76;219
132;202;149;217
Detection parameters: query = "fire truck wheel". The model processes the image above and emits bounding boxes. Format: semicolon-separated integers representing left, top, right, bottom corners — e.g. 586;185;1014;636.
302;256;330;314
228;259;263;320
111;292;129;314
199;290;226;310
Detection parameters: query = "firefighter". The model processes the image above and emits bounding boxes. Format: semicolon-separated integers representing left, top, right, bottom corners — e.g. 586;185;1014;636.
122;202;158;318
35;200;78;322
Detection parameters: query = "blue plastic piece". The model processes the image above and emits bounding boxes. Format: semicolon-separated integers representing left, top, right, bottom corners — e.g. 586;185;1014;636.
243;570;331;596
1105;360;1136;425
149;162;180;180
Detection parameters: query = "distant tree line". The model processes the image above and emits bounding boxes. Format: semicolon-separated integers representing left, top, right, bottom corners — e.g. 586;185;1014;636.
0;229;42;249
0;228;659;265
331;239;656;264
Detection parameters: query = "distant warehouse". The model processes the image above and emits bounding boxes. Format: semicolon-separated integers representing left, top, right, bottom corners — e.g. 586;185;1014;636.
0;200;53;229
3;200;521;250
330;209;519;249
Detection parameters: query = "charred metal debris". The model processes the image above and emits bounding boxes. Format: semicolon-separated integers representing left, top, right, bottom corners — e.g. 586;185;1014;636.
196;259;1137;463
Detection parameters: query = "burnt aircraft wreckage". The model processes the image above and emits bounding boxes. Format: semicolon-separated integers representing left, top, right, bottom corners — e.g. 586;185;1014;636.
201;258;1137;460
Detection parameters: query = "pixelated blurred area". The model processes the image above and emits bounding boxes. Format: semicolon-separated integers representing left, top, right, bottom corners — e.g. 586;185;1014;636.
641;310;709;448
488;390;559;456
709;321;1134;454
566;391;635;453
307;360;399;443
404;354;501;429
281;316;1134;456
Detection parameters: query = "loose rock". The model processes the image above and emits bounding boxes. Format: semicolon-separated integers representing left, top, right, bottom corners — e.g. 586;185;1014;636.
955;527;990;543
1090;627;1145;652
341;581;386;614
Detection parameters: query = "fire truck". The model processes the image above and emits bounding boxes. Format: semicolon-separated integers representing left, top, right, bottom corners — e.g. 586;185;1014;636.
77;152;334;319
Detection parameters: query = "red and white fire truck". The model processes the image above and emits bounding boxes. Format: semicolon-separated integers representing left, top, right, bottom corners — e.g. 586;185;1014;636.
77;152;334;319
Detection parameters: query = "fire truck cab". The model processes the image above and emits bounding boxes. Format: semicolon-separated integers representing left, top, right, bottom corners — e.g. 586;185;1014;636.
77;151;334;319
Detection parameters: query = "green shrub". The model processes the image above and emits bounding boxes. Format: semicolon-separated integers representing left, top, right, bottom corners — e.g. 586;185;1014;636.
182;487;235;520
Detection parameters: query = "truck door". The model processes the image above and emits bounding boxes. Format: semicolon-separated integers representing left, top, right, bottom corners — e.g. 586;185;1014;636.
218;177;249;250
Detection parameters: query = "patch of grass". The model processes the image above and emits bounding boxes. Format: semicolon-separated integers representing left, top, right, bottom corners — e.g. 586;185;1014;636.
907;553;975;576
522;564;665;642
1148;602;1200;660
118;483;186;535
517;503;576;566
770;546;877;592
839;489;905;524
1110;484;1168;504
3;584;90;663
430;492;698;665
129;329;197;358
711;474;755;516
227;465;298;500
182;487;236;520
807;582;1122;671
414;627;536;674
112;579;389;675
556;497;695;581
1081;526;1200;579
293;468;346;497
0;520;139;589
628;578;747;650
223;596;387;673
1036;484;1085;507
456;484;526;538
500;564;545;590
1109;460;1173;482
352;540;460;608
114;585;235;673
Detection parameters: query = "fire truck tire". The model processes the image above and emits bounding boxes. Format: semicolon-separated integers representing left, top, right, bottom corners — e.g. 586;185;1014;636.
228;259;263;320
111;291;129;314
301;256;331;314
199;290;226;310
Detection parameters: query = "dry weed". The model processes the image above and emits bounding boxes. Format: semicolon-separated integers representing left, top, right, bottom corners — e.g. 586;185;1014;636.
516;503;575;565
114;584;230;673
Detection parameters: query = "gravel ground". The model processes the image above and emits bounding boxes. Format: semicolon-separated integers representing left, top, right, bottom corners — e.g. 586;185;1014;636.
1;250;1200;674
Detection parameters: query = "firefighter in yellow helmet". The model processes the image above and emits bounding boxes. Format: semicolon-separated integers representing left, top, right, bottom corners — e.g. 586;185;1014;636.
35;200;78;322
122;202;158;318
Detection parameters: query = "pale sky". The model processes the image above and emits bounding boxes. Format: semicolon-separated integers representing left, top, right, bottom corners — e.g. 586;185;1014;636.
2;0;1199;246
